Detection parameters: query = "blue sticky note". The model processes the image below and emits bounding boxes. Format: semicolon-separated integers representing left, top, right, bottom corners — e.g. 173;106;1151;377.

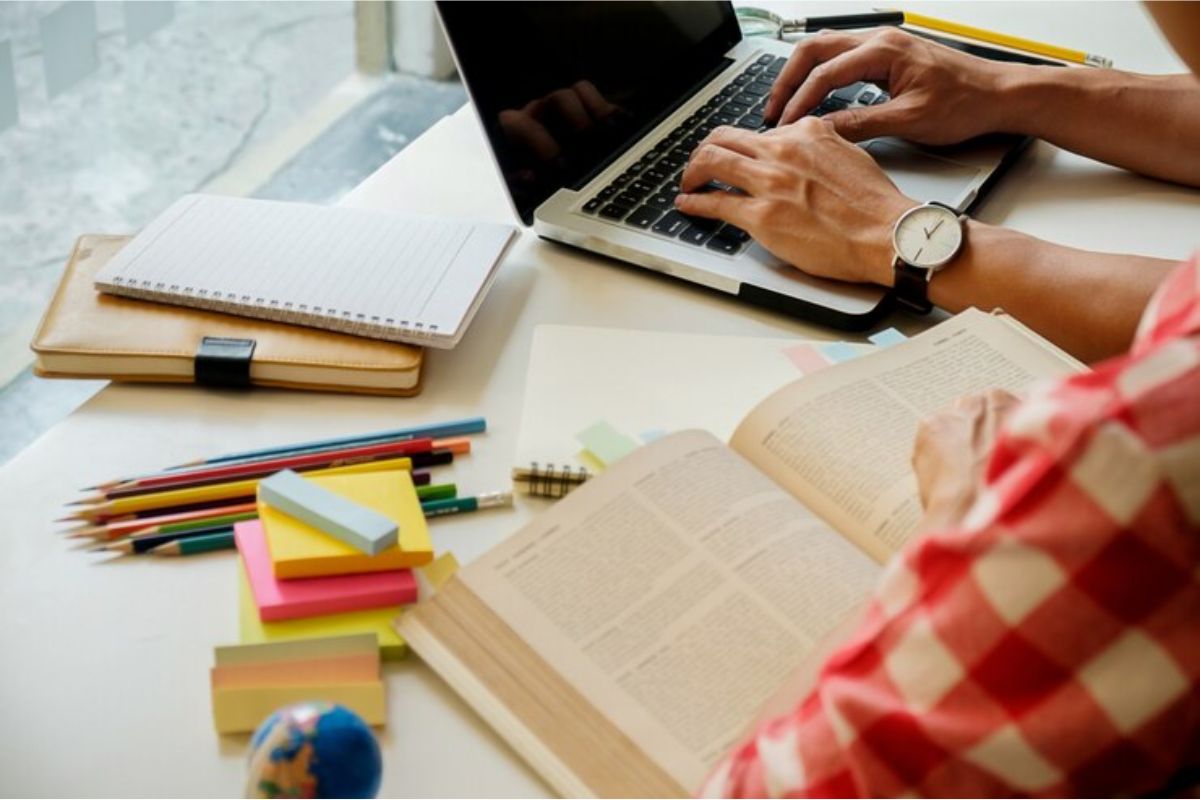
0;41;17;133
40;1;99;97
818;342;862;364
869;328;908;347
576;420;639;467
639;429;667;444
123;1;174;45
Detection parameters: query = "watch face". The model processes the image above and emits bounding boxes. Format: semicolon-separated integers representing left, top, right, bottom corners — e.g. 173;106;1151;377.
893;205;963;269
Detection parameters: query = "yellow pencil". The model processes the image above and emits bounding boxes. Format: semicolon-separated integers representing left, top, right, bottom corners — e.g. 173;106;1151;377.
896;10;1112;68
63;458;414;520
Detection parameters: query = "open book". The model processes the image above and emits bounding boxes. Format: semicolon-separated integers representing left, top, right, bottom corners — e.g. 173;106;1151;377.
397;309;1083;797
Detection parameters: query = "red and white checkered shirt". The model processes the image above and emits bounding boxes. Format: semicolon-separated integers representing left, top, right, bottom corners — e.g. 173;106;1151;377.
703;257;1200;798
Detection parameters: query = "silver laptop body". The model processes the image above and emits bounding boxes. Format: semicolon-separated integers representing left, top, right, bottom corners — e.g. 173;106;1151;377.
438;2;1025;330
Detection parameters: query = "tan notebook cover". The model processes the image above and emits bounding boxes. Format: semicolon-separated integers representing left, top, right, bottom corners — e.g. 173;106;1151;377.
31;235;423;395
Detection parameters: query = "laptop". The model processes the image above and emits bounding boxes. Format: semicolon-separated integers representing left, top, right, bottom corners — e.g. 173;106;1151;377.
436;1;1028;330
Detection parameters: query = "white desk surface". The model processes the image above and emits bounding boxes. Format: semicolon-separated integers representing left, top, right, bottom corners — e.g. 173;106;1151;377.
2;3;1197;796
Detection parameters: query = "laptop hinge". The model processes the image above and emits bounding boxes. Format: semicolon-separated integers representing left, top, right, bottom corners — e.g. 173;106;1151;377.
570;56;736;192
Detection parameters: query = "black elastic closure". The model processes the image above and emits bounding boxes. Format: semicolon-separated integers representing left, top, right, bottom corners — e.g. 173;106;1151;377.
194;337;256;388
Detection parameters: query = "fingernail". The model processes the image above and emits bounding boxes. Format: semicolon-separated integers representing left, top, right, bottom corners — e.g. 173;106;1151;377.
674;195;684;206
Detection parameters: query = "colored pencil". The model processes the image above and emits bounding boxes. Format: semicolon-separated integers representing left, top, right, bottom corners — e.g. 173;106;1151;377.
173;434;473;474
63;457;422;521
94;437;438;498
92;525;236;555
896;9;1112;67
69;508;259;540
83;450;452;504
167;416;486;469
149;531;237;557
88;436;470;492
63;502;259;539
421;491;513;518
416;483;458;502
57;495;257;524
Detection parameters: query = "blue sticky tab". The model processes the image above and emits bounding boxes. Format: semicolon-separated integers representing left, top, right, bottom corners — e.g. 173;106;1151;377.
869;328;908;347
639;429;667;444
818;342;862;364
258;469;398;556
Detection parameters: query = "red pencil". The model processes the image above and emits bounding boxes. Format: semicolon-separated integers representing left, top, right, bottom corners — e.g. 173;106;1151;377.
90;437;437;500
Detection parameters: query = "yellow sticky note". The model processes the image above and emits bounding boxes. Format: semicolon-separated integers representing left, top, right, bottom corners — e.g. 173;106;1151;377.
212;681;386;735
420;551;460;590
238;565;408;661
261;470;432;579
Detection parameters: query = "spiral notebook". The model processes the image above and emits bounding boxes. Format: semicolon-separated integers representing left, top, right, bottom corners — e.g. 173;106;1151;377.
93;194;517;349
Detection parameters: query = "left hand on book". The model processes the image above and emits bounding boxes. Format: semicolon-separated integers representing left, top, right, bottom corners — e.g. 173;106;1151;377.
912;388;1021;528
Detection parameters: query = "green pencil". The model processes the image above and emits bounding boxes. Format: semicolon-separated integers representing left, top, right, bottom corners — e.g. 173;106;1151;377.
422;491;512;518
150;531;237;557
92;524;235;555
416;483;457;502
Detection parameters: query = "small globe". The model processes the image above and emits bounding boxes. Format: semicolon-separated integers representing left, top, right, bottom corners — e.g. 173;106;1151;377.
246;702;382;799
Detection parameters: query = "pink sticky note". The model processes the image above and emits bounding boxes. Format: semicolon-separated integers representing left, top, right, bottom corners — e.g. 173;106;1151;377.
783;344;833;375
235;520;417;622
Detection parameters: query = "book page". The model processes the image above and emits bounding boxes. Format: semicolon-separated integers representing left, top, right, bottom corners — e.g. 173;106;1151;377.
513;326;870;475
460;430;879;790
731;309;1083;562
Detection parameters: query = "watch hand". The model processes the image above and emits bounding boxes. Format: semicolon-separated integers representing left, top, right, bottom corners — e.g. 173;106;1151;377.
927;219;944;236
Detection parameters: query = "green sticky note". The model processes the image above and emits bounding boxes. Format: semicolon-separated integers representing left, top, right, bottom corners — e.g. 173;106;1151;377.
576;421;639;467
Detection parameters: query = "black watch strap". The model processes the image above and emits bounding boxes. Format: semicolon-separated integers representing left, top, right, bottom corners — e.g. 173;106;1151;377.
893;261;933;315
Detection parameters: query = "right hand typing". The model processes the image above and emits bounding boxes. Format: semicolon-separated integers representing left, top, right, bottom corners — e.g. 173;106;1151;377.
766;28;1016;145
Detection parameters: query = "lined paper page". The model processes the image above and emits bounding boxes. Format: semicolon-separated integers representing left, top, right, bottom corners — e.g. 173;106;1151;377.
94;194;516;347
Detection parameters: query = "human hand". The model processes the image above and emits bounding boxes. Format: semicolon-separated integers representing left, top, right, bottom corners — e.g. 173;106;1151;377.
676;119;916;285
766;28;1014;144
912;389;1021;527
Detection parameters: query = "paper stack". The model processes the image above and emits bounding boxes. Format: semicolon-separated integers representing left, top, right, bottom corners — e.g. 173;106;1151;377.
211;634;385;734
235;469;433;659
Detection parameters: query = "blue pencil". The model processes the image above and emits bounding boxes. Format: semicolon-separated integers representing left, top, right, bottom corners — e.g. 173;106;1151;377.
167;417;487;469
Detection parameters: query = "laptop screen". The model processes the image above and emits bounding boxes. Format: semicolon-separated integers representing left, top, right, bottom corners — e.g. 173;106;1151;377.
437;1;741;225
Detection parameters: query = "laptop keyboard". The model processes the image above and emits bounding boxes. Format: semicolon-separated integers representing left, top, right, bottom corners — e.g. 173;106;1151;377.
580;54;890;256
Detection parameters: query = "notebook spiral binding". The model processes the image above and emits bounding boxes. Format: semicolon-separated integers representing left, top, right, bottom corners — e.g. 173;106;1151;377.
511;463;591;499
105;278;442;343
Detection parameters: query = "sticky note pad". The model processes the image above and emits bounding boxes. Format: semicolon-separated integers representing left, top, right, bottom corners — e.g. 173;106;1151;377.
818;341;864;364
783;344;832;375
261;470;433;579
211;634;385;734
420;551;460;591
236;521;417;622
238;565;408;661
869;327;908;347
576;420;638;467
260;469;398;555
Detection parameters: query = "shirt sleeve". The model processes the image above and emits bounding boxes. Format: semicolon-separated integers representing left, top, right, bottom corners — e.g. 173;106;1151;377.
702;256;1200;798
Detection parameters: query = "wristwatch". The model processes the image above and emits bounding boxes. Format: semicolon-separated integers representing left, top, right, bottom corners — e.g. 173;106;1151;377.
890;201;967;314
